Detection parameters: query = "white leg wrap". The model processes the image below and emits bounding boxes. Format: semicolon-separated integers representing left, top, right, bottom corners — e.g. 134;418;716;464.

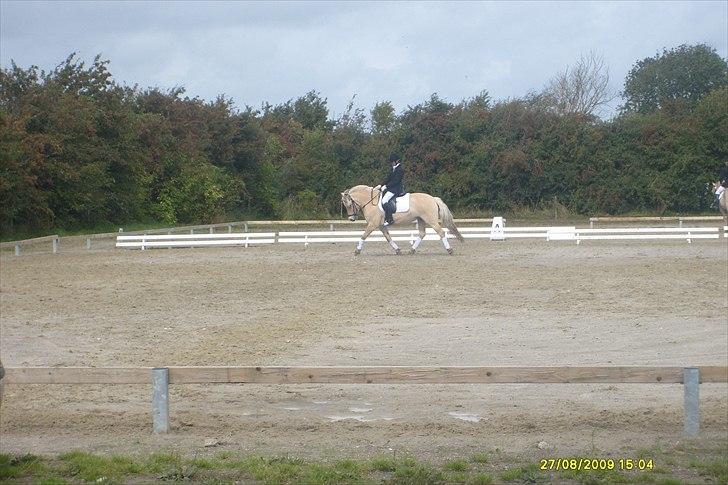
357;239;364;251
389;240;399;250
412;237;422;250
716;186;726;196
441;236;451;250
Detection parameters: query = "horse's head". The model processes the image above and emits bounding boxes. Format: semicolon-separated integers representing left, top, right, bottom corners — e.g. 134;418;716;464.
341;189;359;221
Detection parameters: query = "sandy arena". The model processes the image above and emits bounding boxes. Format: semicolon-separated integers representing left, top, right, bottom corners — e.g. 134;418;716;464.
1;234;727;462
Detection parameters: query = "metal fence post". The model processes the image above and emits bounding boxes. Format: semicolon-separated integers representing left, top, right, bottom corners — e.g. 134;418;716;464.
683;367;699;437
86;238;91;250
14;244;20;256
52;237;59;253
152;367;170;433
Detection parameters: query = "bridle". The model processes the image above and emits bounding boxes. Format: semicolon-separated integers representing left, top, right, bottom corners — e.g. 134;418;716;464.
342;188;381;221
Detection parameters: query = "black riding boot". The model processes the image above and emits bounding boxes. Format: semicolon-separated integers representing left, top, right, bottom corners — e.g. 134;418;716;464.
383;207;394;226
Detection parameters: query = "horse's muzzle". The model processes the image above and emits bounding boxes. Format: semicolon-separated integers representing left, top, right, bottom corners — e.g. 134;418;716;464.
348;215;357;222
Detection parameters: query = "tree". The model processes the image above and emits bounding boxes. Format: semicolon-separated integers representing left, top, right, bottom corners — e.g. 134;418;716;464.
621;44;728;113
542;51;613;118
293;91;331;130
371;101;396;135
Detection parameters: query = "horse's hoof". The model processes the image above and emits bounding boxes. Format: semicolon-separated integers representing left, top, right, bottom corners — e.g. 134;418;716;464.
395;248;401;255
410;249;416;255
354;249;361;256
447;248;454;255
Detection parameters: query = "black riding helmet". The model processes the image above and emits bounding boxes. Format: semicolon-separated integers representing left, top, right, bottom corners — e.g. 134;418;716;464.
388;153;401;164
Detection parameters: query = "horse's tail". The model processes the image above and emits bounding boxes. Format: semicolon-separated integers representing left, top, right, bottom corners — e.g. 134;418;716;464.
434;197;465;242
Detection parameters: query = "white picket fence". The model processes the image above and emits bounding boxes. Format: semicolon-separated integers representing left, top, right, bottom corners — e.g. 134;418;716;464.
114;225;724;250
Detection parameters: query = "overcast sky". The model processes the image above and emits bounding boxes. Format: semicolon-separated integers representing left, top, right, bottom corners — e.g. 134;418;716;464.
1;0;726;119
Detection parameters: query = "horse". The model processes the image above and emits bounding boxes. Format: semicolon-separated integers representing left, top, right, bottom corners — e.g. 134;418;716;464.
341;185;464;255
713;181;728;224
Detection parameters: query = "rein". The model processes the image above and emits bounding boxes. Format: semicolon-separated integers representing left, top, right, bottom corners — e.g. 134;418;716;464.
345;187;381;218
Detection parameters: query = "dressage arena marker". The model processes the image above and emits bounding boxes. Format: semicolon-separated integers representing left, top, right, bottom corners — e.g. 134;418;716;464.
3;365;725;436
490;217;505;240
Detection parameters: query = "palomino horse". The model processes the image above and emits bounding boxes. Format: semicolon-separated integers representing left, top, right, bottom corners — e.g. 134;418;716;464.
713;182;728;224
341;185;464;255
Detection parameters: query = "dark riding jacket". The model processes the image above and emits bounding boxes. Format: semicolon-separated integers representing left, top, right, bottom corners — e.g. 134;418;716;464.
720;165;728;187
382;163;405;196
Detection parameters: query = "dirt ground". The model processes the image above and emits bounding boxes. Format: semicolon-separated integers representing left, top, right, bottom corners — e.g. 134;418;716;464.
0;233;726;463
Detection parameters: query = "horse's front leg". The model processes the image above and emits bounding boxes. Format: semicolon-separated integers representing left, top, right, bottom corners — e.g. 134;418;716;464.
354;224;377;255
380;227;401;255
410;218;426;254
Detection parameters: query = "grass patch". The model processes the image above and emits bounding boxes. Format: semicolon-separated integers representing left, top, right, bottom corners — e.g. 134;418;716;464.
0;444;725;484
470;453;489;464
653;478;683;485
469;473;493;484
58;452;142;482
0;454;46;480
370;456;397;472
691;456;728;484
499;463;546;482
391;461;443;484
444;459;469;472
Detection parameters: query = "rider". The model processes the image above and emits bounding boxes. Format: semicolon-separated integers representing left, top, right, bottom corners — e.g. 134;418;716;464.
716;160;728;203
376;153;405;226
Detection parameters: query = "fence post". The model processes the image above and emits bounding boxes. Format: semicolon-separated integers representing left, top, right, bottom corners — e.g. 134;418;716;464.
209;227;213;234
52;237;59;253
14;244;20;256
152;367;170;433
683;367;699;437
86;238;91;250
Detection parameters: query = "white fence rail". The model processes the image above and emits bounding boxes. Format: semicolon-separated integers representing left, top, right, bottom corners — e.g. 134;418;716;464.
589;216;724;228
116;233;275;249
113;226;724;250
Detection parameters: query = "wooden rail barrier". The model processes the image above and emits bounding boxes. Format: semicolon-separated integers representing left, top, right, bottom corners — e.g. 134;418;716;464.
0;235;60;255
4;365;726;436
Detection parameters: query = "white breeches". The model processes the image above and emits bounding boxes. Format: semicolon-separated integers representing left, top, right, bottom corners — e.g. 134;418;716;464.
380;191;395;211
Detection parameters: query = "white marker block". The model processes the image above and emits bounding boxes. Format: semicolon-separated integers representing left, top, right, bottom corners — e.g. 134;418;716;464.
491;216;505;241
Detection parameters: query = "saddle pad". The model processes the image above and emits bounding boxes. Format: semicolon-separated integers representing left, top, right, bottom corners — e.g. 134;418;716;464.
395;193;410;212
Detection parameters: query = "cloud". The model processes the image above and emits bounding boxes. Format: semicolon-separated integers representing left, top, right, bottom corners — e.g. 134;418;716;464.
1;1;726;118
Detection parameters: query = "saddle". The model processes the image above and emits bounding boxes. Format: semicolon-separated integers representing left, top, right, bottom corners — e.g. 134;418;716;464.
382;193;411;214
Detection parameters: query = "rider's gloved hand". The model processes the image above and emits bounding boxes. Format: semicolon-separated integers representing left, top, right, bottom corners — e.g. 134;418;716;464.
381;185;387;192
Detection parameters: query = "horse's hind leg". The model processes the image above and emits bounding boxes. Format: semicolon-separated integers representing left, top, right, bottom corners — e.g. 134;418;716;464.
410;218;427;254
421;215;453;255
